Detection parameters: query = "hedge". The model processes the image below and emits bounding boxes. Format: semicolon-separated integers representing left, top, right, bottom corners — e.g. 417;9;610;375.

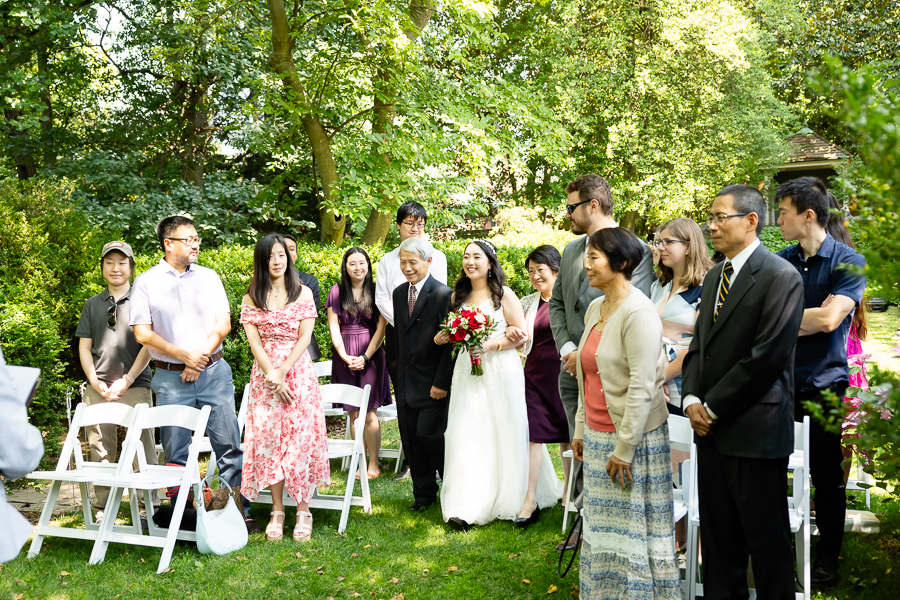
2;180;800;436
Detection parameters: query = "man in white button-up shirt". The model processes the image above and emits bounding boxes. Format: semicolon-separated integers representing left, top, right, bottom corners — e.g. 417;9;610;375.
374;202;447;480
131;216;259;533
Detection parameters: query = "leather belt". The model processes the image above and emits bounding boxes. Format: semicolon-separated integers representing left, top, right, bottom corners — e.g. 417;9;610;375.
155;351;223;372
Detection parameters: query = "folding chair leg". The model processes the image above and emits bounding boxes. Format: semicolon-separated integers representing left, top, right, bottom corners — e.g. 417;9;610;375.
685;523;699;599
144;490;160;537
80;482;98;529
128;488;143;535
89;486;126;565
339;452;360;533
27;480;62;558
394;443;405;475
360;451;372;515
562;466;576;532
156;482;197;574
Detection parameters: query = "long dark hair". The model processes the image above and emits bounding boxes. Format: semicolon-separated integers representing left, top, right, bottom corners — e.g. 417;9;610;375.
247;234;301;310
824;193;867;340
452;240;506;311
339;247;375;320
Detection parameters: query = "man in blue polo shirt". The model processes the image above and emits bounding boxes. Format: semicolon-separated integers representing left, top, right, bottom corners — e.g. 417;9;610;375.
776;177;866;589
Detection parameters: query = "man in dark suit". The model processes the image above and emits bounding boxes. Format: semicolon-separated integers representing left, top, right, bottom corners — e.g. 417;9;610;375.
682;184;805;600
283;234;322;360
392;236;454;512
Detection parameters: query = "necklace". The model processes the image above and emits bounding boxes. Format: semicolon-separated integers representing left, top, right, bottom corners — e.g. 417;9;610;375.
598;293;625;323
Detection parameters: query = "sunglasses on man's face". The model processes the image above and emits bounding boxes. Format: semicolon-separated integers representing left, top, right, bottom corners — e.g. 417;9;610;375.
565;198;594;215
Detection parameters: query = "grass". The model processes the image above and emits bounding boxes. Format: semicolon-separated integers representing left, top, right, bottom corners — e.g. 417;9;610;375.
3;313;900;599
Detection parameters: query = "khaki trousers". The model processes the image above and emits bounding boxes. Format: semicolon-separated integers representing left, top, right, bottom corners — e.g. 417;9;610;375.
83;386;160;508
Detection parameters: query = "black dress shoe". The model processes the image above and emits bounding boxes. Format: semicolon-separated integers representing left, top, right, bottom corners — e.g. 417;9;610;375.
393;465;411;482
448;517;471;532
811;558;839;589
408;500;434;512
554;533;582;552
514;506;541;529
244;517;262;534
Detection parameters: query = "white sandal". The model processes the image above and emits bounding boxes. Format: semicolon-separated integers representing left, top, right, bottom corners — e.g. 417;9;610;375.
293;510;313;542
266;510;285;541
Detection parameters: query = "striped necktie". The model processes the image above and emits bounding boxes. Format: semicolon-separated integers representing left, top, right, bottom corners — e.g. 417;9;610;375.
715;262;734;323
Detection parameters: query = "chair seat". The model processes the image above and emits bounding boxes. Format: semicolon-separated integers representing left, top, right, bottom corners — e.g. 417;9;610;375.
28;464;119;483
93;467;201;490
326;439;357;459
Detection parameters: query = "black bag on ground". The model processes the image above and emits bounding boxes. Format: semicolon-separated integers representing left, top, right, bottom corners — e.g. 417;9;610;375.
151;506;197;531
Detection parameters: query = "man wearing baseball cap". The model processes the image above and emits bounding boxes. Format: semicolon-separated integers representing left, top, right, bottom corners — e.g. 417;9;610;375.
76;240;160;521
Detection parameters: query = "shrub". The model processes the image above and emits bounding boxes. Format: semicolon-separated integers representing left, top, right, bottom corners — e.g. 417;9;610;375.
0;178;121;435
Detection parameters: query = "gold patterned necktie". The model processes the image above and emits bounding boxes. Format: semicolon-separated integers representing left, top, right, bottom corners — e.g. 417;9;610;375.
715;262;734;323
408;284;417;317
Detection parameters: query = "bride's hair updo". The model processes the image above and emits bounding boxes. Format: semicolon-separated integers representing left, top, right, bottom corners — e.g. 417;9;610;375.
452;239;506;311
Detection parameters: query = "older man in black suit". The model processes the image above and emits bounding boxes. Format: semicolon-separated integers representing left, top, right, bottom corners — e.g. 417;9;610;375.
392;236;454;512
682;184;805;600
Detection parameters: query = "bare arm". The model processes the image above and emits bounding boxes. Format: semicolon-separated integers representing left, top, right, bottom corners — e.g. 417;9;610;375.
242;295;276;375
78;337;109;398
106;346;152;400
363;315;387;359
799;294;856;336
664;348;688;382
327;306;354;366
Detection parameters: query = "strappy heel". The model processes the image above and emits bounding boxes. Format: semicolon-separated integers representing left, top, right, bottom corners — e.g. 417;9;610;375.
293;510;313;542
266;510;285;541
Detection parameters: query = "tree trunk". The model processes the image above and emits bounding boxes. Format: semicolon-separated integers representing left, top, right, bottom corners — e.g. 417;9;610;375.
4;108;37;180
267;0;345;244
180;85;206;187
359;1;437;245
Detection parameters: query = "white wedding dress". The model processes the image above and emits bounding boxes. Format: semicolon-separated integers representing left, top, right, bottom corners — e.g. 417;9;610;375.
441;304;563;525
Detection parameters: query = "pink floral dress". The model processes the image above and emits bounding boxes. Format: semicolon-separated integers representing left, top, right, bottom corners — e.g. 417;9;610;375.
239;300;330;503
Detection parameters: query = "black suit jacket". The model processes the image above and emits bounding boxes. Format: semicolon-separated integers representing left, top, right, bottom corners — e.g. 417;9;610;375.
392;275;454;410
682;244;804;459
296;270;322;361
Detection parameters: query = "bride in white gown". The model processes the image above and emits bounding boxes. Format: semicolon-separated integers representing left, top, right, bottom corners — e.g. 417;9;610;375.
436;241;562;530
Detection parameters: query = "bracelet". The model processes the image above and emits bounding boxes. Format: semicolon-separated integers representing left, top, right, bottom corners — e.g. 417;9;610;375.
361;354;370;366
124;374;135;384
498;341;503;352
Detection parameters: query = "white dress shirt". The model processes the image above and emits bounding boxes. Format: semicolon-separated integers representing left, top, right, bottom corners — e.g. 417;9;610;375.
682;238;760;419
375;246;448;327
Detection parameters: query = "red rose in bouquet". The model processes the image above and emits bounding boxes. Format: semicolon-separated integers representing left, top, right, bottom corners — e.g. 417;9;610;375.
440;306;497;376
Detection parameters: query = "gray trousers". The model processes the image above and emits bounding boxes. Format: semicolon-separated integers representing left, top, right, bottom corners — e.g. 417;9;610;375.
151;359;242;489
83;386;160;508
558;369;584;510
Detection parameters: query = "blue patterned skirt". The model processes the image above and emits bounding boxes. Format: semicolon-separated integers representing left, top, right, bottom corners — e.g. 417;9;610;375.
580;423;683;599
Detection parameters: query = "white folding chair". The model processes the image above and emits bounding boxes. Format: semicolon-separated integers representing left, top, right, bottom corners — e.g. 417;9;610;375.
668;415;694;523
685;416;811;600
87;404;211;574
314;360;332;378
561;448;578;532
253;384;372;533
845;458;872;509
375;403;405;474
27;402;147;559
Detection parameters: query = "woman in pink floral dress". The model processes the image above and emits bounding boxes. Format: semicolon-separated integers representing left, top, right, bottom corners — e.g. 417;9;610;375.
240;234;330;542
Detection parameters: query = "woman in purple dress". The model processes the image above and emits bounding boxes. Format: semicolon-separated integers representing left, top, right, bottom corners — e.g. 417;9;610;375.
517;245;570;525
326;247;391;479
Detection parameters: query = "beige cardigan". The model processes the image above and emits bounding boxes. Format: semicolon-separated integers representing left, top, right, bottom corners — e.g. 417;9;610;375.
574;286;669;463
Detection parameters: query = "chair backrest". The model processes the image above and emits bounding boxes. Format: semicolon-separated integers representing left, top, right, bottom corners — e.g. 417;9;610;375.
320;384;370;414
314;360;333;378
123;404;212;473
237;383;250;432
667;414;693;453
791;416;811;510
62;401;146;470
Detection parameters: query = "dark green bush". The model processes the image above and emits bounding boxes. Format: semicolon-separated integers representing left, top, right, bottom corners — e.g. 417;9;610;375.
0;178;121;434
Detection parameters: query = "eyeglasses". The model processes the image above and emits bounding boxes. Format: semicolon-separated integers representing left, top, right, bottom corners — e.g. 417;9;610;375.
654;238;688;248
400;220;425;231
168;236;202;246
565;199;595;215
705;213;750;227
527;266;553;277
107;298;117;330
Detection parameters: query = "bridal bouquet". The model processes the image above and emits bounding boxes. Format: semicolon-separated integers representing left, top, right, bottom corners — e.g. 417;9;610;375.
441;307;497;376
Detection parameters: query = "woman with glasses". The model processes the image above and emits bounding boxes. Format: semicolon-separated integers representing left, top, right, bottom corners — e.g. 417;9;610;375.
650;218;713;416
516;245;567;528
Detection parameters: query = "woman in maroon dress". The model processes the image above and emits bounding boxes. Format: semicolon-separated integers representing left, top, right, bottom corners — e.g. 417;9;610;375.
326;247;391;479
517;245;571;524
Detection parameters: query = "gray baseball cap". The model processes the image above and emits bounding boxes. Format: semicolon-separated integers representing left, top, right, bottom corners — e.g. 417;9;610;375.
100;240;134;259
